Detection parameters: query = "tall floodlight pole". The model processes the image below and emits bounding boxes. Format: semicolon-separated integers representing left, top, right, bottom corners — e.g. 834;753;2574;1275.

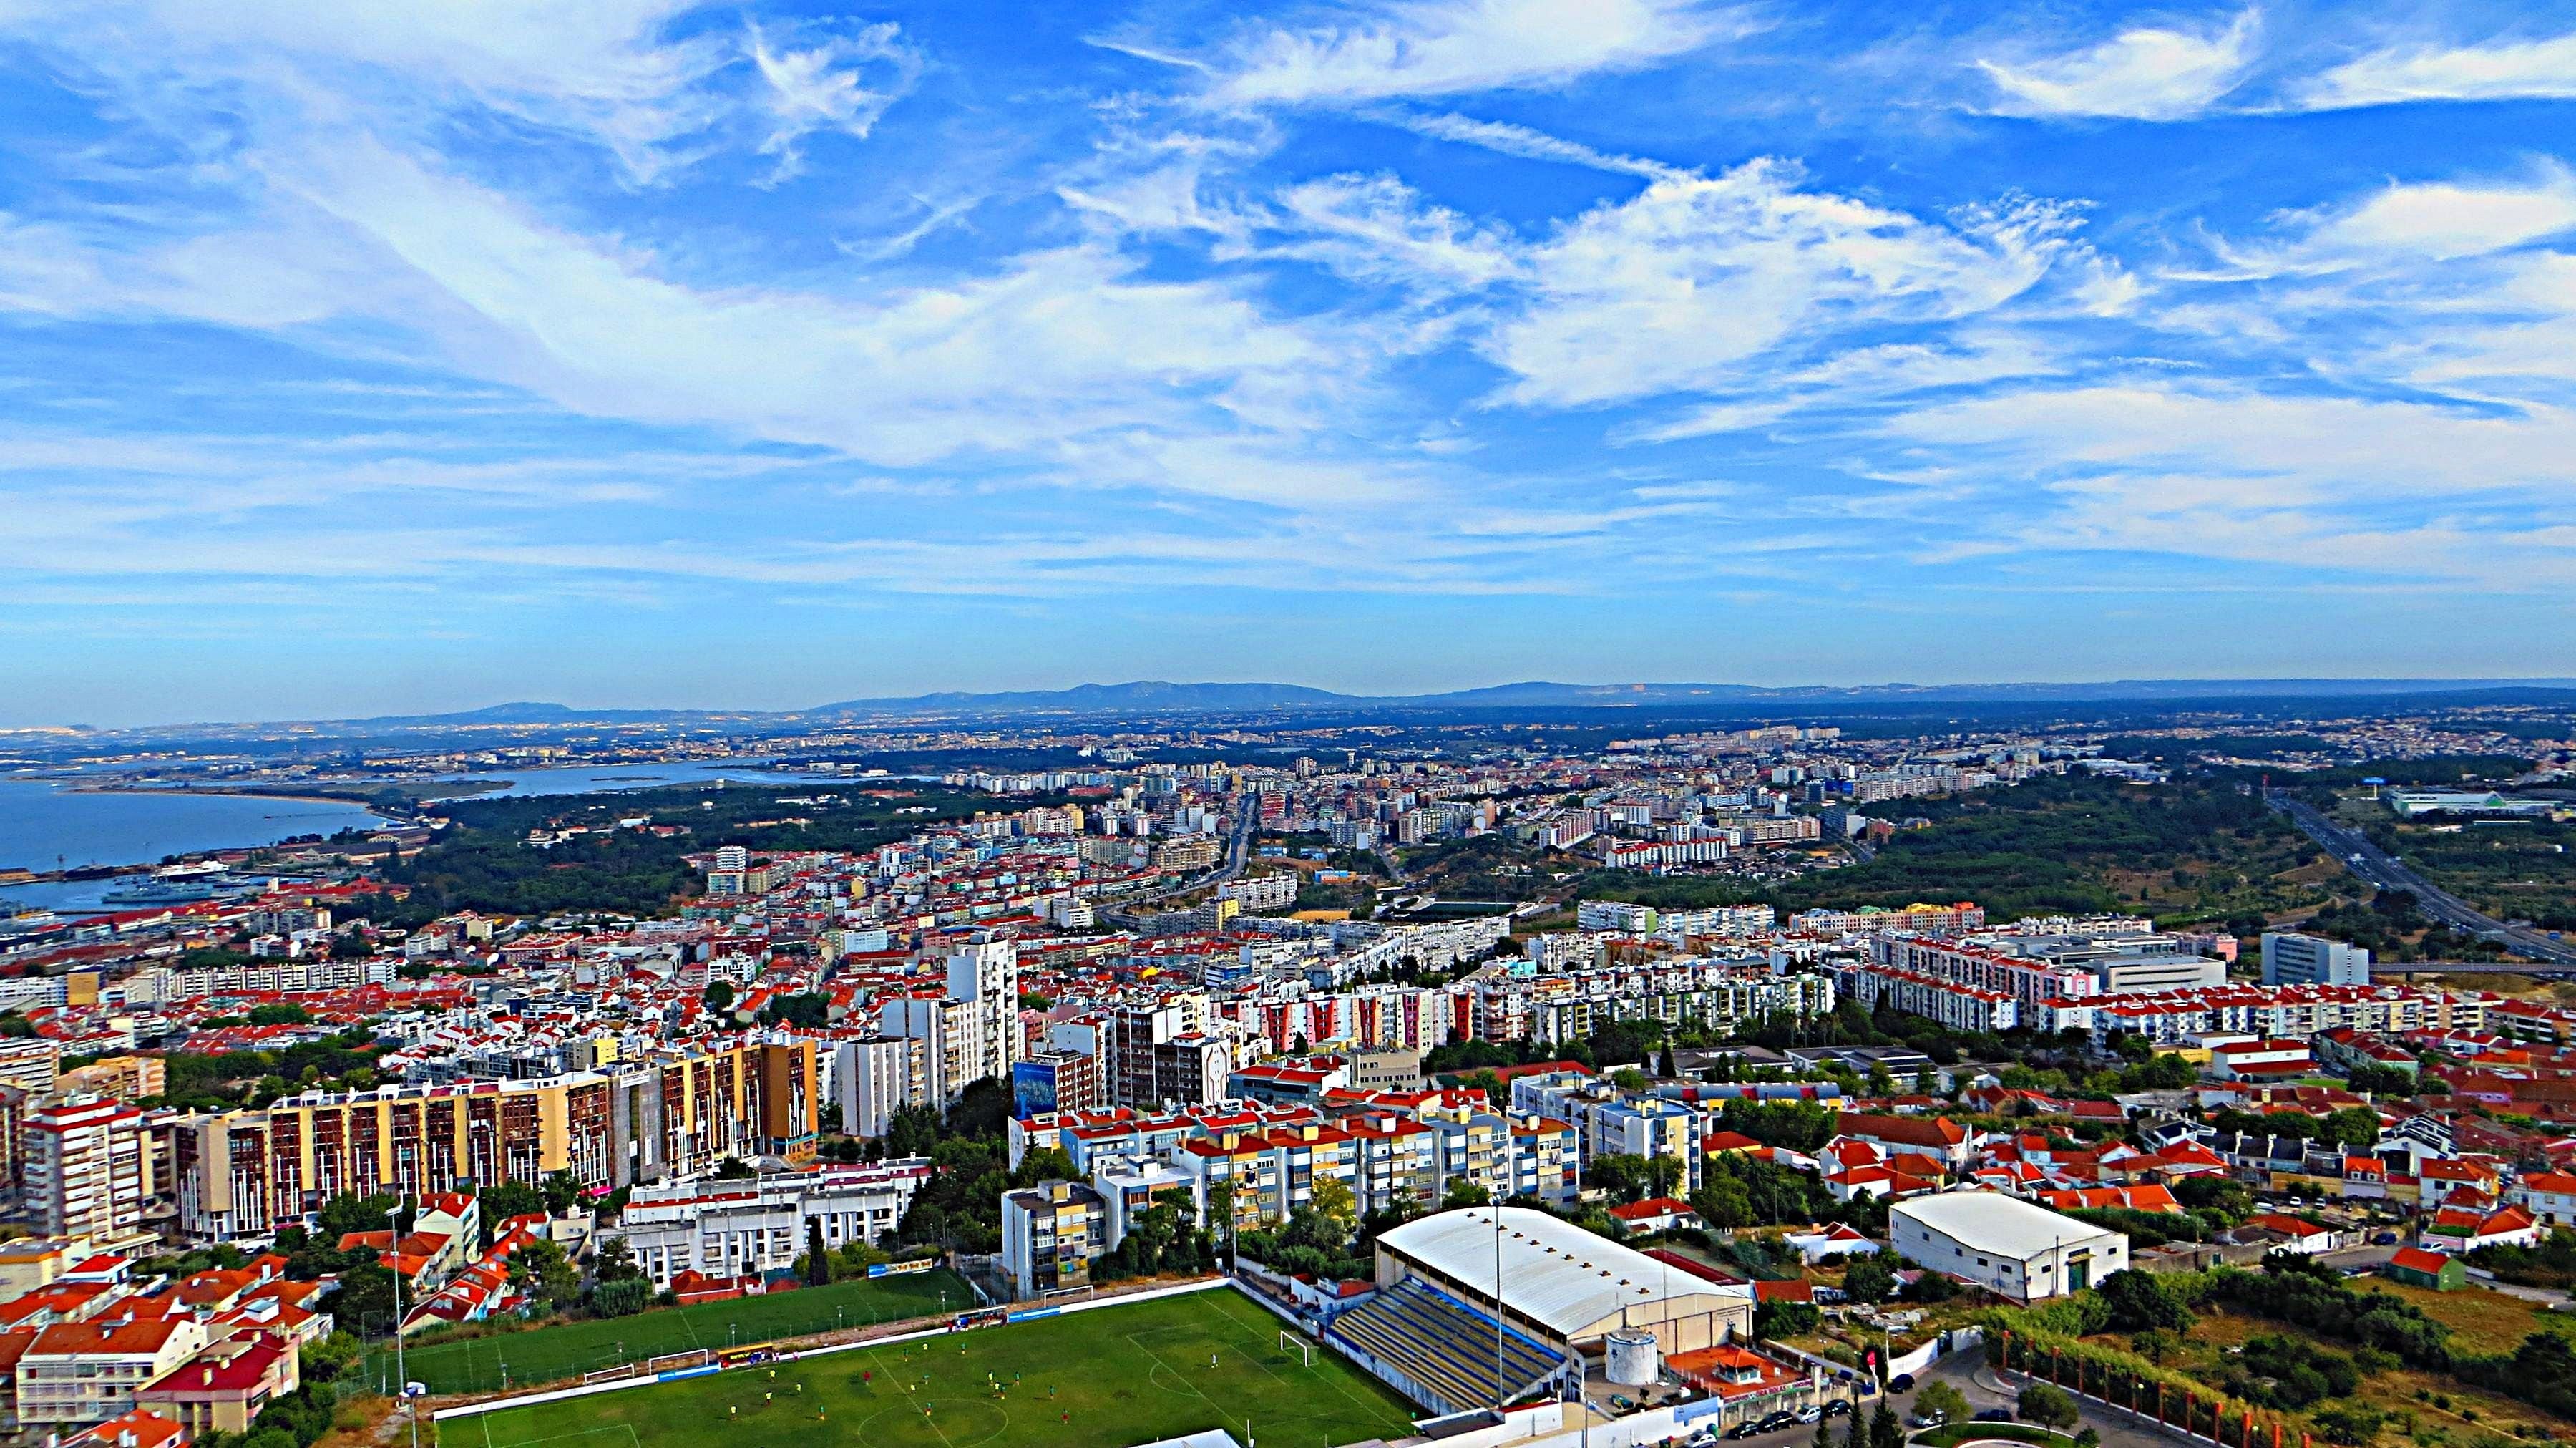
389;1202;416;1448
1493;1207;1507;1415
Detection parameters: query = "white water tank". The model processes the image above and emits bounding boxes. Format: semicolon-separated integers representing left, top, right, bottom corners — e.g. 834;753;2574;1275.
1605;1331;1660;1386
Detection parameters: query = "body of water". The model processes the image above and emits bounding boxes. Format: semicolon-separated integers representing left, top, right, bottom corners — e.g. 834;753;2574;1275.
0;778;394;913
0;759;913;918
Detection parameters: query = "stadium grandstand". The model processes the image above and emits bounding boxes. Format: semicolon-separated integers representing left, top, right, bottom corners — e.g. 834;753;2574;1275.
1324;1207;1754;1414
1326;1278;1566;1417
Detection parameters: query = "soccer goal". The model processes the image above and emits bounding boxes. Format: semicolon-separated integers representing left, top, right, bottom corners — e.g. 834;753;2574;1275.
647;1349;711;1375
583;1364;640;1386
1277;1331;1317;1368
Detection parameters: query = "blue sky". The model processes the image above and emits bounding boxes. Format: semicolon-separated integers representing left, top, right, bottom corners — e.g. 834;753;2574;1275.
6;0;2576;725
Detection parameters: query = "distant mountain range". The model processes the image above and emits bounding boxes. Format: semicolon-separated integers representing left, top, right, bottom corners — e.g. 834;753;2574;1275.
804;676;2576;716
357;676;2576;725
23;677;2576;739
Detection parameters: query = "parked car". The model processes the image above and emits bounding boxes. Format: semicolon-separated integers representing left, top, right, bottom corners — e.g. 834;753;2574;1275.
1795;1406;1824;1424
2372;1231;2399;1245
1823;1401;1855;1418
1685;1429;1719;1448
1975;1409;2017;1422
1907;1411;1949;1429
1759;1411;1797;1431
1722;1422;1761;1439
1890;1374;1916;1394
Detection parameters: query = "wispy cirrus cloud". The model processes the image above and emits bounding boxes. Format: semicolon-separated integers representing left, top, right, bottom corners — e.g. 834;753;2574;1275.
2292;29;2576;110
1975;8;2260;120
746;19;922;183
1181;0;1750;107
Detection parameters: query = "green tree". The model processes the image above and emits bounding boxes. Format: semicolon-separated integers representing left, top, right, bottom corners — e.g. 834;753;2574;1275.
246;1003;311;1026
2019;1384;2079;1432
1443;1178;1491;1209
1694;1176;1755;1230
333;1261;396;1336
1870;1397;1904;1448
540;1168;584;1217
476;1181;546;1246
317;1191;404;1244
759;993;831;1029
703;980;736;1014
1842;1255;1896;1304
297;1330;361;1381
1309;1175;1360;1238
2311;1407;2385;1447
2099;1269;2195;1333
1586;1153;1650;1202
590;1277;651;1316
2321;1106;2386;1150
884;1103;942;1159
592;1235;643;1282
1654;1155;1690;1199
507;1238;579;1313
1916;1381;1970;1424
1756;1297;1820;1340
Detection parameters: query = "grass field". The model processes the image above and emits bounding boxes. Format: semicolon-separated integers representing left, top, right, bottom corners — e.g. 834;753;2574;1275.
2360;1280;2557;1355
441;1289;1418;1448
375;1270;973;1395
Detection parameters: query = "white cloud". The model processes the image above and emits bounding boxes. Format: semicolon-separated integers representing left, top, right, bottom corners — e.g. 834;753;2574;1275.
269;141;1337;473
1893;383;2576;499
2187;168;2576;278
1483;162;2080;406
2308;170;2576;261
12;0;730;179
1271;173;1525;291
2294;30;2576;110
1397;112;1679;178
1632;334;2058;440
746;19;920;183
1201;0;1742;107
1976;8;2258;120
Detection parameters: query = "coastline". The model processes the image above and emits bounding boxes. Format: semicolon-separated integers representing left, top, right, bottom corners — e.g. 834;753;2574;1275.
58;779;507;809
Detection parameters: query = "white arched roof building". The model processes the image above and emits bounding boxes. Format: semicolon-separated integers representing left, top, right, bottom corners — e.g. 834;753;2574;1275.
1374;1206;1754;1356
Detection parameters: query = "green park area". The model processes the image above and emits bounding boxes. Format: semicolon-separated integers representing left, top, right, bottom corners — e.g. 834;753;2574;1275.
374;1269;974;1396
442;1288;1416;1448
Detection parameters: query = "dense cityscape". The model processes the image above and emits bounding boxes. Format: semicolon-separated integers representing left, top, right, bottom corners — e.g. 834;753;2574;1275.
8;1;2576;1448
4;689;2576;1448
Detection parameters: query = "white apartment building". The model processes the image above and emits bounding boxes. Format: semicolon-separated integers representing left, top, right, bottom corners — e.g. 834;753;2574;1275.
16;1316;208;1429
836;1034;931;1139
613;1162;933;1286
25;1095;157;1245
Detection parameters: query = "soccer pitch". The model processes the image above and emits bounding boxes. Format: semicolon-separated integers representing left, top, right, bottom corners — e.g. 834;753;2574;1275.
379;1270;972;1395
442;1289;1418;1448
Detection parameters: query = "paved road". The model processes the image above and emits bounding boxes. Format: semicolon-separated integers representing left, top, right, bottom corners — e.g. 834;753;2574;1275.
1098;797;1257;927
1951;1357;2190;1448
2317;1245;2399;1274
2265;790;2576;968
